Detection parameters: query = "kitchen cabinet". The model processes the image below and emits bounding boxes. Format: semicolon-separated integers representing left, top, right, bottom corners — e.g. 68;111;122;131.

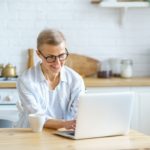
1;77;150;130
86;86;150;135
0;86;19;126
132;87;150;135
0;105;19;122
0;88;19;104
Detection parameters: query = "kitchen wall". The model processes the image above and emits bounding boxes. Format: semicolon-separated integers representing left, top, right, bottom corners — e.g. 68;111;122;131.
0;0;150;76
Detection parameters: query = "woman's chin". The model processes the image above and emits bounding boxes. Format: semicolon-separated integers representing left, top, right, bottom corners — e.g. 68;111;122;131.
51;68;60;74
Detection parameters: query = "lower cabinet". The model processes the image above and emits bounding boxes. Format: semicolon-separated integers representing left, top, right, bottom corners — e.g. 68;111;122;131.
133;87;150;135
86;86;150;135
0;88;19;127
0;105;19;126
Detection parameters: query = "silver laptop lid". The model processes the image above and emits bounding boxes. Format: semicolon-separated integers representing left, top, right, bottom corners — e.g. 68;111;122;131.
74;92;134;139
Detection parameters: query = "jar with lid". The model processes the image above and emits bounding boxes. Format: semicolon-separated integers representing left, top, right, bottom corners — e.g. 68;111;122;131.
97;59;112;78
121;59;133;78
109;58;121;77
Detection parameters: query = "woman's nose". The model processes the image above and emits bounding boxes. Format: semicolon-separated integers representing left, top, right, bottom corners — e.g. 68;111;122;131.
54;57;61;64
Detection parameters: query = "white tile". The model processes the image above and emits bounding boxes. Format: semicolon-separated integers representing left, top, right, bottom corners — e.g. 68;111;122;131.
0;0;150;76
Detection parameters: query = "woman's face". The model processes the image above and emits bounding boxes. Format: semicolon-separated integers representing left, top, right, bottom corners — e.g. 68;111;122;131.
37;42;67;76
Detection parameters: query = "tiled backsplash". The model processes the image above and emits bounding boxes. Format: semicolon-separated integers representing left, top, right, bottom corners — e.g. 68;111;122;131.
0;0;150;76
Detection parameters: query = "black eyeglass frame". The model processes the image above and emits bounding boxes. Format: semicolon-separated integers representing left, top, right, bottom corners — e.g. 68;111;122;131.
38;48;69;63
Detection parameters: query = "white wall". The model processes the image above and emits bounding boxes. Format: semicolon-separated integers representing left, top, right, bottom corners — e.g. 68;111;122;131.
0;0;150;76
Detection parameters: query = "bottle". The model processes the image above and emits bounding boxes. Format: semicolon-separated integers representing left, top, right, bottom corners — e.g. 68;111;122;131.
121;59;133;78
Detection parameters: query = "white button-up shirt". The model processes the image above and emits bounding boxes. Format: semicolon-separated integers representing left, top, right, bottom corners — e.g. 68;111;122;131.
16;62;85;128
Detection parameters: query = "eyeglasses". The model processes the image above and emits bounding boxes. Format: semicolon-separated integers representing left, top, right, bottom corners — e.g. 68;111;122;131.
38;48;69;63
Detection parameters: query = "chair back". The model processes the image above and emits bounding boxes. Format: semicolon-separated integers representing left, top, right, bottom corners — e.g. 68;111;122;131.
0;119;13;128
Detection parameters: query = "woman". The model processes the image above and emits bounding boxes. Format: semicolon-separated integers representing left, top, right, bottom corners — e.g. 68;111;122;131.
16;28;85;130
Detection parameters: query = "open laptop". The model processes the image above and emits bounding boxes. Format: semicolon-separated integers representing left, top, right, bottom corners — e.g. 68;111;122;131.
55;92;135;139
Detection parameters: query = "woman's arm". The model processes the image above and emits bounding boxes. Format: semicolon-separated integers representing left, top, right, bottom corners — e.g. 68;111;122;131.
44;119;76;130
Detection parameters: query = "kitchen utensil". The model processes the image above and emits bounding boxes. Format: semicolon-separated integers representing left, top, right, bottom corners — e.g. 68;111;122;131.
2;64;16;78
27;48;34;69
65;53;100;77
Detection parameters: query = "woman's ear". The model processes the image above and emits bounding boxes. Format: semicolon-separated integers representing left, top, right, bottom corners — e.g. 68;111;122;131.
36;50;42;62
36;50;40;56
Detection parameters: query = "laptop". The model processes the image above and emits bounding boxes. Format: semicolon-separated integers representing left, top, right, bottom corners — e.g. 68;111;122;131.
55;92;135;140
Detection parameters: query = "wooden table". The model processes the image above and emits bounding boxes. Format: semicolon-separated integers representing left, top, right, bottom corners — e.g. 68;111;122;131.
0;128;150;150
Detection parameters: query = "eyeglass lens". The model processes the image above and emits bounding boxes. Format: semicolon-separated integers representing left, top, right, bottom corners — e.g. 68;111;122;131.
46;53;68;63
39;48;69;63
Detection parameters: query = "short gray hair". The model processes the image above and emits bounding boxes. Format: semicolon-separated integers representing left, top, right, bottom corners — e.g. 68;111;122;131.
37;28;66;50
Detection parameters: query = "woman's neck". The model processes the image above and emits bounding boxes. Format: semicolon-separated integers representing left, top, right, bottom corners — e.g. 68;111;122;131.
41;65;60;90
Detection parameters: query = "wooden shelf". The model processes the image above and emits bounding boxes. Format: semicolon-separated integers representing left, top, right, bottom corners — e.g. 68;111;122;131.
99;2;150;8
91;1;150;25
91;0;150;8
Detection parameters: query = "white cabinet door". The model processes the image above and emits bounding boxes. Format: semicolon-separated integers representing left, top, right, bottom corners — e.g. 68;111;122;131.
0;89;19;104
0;89;19;127
129;92;139;131
133;87;150;135
0;105;19;122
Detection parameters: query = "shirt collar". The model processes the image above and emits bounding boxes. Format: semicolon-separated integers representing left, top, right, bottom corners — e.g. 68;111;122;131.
36;62;67;83
60;66;67;82
36;62;46;82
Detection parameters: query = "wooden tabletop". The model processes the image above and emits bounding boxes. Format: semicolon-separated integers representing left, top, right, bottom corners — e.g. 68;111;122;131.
0;128;150;150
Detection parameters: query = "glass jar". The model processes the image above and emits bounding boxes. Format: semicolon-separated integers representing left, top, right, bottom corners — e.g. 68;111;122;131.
109;58;121;77
97;60;112;78
121;59;133;78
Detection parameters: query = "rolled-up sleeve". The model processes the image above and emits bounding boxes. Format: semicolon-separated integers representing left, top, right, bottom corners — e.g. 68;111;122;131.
67;76;85;119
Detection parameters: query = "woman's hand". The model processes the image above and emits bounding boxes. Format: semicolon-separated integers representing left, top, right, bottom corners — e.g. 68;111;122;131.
63;120;76;130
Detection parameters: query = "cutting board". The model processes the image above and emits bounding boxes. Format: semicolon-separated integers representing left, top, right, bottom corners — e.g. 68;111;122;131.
27;49;34;69
65;53;100;77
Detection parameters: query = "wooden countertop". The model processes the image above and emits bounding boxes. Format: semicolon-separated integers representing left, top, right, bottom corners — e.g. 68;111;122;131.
0;128;150;149
0;77;150;88
84;77;150;87
0;81;16;88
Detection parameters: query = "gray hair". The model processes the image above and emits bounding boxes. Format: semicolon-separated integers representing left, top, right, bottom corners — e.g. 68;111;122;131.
37;28;66;50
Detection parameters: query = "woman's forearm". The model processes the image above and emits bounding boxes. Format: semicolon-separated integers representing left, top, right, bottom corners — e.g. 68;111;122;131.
44;119;65;129
44;119;76;130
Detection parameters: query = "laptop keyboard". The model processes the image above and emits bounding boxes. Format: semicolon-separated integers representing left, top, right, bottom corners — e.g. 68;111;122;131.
63;130;75;136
